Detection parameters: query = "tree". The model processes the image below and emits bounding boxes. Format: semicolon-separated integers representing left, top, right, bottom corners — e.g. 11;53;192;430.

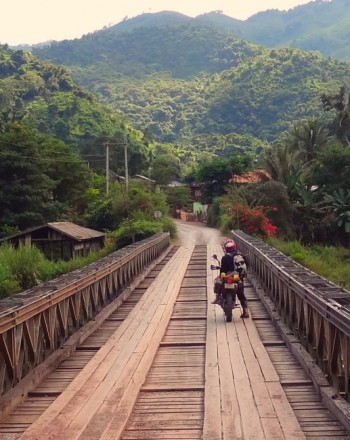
323;188;350;246
321;86;350;146
150;154;181;185
85;178;169;232
0;124;57;231
313;144;350;193
163;186;192;213
0;123;90;234
287;118;330;163
264;119;330;204
195;154;252;204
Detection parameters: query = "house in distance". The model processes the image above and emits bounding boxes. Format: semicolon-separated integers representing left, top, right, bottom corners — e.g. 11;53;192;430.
1;222;105;261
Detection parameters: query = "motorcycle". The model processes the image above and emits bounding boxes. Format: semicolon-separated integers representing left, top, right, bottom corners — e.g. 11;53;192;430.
210;254;242;322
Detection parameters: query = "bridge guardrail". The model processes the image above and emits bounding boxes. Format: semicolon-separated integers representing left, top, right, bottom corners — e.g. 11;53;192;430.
233;230;350;402
0;232;170;401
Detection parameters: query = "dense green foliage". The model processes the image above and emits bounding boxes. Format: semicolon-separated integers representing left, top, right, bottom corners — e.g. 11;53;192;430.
206;85;350;248
30;15;350;146
0;45;126;141
0;242;114;298
113;2;350;61
33;22;263;78
195;154;253;203
0;123;90;233
0;177;177;297
232;0;350;61
85;177;169;230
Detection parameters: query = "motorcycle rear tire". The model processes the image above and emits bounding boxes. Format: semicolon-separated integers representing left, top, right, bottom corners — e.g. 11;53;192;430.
224;291;233;322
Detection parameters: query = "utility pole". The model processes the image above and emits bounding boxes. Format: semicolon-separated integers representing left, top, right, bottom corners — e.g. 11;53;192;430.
106;141;109;195
124;135;129;191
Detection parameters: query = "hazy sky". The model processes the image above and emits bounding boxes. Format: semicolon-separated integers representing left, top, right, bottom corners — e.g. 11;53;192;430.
2;0;312;45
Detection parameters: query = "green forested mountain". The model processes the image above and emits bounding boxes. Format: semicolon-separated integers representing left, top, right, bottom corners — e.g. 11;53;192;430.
106;0;350;61
0;45;153;175
0;45;125;141
5;2;350;154
0;45;154;233
32;0;350;64
31;17;350;145
238;0;350;60
33;22;264;78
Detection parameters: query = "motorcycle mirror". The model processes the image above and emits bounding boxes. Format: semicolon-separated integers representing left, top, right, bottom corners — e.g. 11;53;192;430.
212;254;217;259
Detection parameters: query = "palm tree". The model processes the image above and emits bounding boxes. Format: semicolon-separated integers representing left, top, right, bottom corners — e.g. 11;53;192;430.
323;188;350;245
321;86;350;146
288;118;330;163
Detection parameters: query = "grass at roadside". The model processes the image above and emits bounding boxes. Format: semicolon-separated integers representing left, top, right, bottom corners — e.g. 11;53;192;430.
0;243;113;299
267;238;350;290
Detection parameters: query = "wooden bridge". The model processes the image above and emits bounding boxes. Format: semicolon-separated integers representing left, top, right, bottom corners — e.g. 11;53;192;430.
0;227;350;439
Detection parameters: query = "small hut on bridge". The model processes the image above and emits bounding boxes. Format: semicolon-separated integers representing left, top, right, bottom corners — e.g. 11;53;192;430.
1;222;105;261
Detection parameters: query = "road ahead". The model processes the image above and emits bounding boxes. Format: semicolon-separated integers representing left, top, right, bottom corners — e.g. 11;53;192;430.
175;220;223;247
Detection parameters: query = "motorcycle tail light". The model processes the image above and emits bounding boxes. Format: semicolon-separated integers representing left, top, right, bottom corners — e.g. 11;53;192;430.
226;278;233;284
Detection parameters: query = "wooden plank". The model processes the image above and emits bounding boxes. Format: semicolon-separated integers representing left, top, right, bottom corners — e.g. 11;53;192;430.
80;247;194;440
122;430;202;439
260;417;286;440
234;376;266;440
202;244;222;440
226;303;275;439
234;318;282;437
243;314;280;382
216;310;241;439
267;381;306;439
19;246;191;440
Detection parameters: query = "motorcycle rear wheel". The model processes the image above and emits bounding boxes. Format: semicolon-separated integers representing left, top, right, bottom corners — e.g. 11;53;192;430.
224;291;233;322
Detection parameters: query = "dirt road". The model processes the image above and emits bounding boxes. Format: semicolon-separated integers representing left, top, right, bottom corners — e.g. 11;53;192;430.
174;220;225;248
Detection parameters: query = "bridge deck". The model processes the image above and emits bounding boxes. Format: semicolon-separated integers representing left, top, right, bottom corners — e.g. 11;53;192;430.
1;244;348;439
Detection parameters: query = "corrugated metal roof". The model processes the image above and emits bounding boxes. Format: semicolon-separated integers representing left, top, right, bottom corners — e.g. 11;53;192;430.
47;222;105;241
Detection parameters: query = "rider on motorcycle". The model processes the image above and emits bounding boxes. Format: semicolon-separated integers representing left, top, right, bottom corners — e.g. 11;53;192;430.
211;240;249;318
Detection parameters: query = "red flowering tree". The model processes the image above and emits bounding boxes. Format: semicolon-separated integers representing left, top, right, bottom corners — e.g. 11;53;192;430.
226;203;277;238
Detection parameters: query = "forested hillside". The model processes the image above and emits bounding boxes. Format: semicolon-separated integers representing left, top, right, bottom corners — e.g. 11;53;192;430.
235;0;350;60
0;45;153;174
32;0;350;63
32;18;350;145
0;45;166;233
0;45;124;142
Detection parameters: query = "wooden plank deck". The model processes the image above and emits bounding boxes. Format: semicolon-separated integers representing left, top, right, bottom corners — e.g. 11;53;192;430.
17;243;308;440
19;246;194;440
203;244;305;440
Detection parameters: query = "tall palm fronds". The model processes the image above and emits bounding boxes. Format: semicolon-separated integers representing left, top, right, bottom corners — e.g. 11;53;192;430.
321;86;350;146
287;118;330;163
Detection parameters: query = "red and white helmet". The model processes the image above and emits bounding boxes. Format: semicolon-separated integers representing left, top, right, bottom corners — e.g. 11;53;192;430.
224;240;237;253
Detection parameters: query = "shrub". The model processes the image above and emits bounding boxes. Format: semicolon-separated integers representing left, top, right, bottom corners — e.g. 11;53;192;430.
0;241;115;298
219;212;234;234
0;263;20;298
0;243;47;290
111;212;163;248
161;215;177;238
228;203;277;238
207;196;225;228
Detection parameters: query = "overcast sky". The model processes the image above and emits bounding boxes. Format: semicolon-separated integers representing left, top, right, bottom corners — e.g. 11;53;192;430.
2;0;313;45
